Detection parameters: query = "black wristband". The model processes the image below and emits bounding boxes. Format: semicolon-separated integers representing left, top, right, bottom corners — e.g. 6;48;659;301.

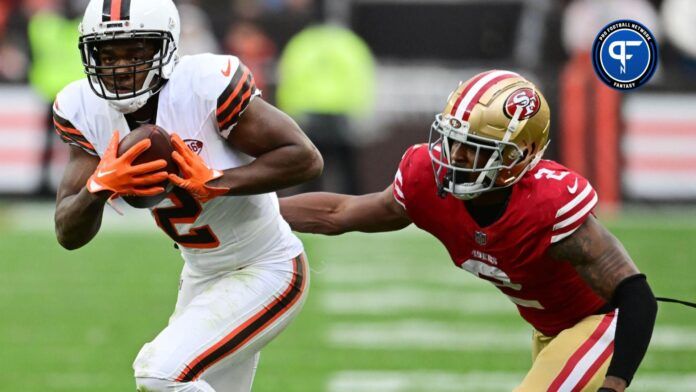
606;274;657;386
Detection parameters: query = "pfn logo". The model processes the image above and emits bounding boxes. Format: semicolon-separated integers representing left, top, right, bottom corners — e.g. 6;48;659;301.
608;40;642;74
592;20;658;90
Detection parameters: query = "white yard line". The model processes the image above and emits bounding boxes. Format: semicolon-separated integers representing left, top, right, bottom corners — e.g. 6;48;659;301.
318;264;488;287
328;321;531;351
327;371;696;392
322;288;516;315
1;201;154;232
328;321;696;351
328;371;521;392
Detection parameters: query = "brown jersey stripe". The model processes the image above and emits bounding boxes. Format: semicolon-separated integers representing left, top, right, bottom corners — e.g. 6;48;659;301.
53;119;85;138
54;123;95;151
176;255;307;382
53;116;97;153
218;88;253;133
53;109;75;128
216;73;255;126
57;132;97;154
56;131;96;152
216;65;251;118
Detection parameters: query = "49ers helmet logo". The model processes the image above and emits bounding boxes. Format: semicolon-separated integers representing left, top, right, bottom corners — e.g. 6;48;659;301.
504;88;540;120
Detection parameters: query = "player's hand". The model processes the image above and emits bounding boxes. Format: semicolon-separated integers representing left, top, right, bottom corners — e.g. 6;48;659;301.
86;131;169;199
599;376;627;392
168;133;229;203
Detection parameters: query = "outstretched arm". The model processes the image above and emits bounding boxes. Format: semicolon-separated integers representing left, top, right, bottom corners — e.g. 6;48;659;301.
280;185;412;235
548;215;657;391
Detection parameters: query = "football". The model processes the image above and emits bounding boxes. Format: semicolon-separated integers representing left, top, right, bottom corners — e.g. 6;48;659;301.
117;124;178;208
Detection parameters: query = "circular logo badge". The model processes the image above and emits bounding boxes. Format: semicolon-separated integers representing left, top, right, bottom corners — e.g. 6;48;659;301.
504;88;541;120
449;118;463;129
592;20;658;90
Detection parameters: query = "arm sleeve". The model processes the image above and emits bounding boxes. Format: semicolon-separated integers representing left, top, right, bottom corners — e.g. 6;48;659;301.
215;60;261;138
606;274;658;386
52;101;98;156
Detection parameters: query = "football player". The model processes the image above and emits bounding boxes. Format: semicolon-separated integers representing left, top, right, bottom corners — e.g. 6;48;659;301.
53;1;323;391
280;71;657;391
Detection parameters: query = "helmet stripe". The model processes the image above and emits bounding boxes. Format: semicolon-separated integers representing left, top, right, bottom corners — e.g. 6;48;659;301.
452;70;519;120
101;0;111;21
119;0;131;21
448;71;492;116
102;0;130;21
110;0;122;21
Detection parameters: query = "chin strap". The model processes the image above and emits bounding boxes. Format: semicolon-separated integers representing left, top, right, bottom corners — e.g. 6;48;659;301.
656;296;696;309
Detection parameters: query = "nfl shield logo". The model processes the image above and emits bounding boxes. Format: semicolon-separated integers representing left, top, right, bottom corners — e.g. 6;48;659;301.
475;231;487;246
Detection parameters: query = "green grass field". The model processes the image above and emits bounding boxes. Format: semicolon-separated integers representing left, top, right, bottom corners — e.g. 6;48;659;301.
1;204;695;391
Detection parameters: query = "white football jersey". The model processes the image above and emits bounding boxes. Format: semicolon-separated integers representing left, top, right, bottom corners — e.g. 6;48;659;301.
53;54;303;272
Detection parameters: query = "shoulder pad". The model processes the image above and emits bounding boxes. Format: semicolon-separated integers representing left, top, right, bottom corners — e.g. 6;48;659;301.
393;144;429;208
53;80;98;156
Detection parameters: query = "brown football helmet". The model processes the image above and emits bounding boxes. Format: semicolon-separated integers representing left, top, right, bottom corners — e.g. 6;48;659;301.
429;70;551;200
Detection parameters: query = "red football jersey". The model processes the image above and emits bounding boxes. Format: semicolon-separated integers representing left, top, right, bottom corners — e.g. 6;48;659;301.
393;144;606;336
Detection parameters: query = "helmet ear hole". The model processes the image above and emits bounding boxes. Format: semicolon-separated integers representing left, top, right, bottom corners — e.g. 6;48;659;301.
521;143;534;162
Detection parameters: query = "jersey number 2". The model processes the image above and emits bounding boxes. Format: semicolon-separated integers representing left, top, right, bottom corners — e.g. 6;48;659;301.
153;187;220;249
534;168;569;181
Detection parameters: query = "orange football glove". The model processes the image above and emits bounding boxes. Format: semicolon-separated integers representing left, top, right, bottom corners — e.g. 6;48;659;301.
87;131;169;198
168;133;229;203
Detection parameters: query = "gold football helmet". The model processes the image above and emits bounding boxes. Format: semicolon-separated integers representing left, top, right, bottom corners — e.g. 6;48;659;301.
429;70;550;200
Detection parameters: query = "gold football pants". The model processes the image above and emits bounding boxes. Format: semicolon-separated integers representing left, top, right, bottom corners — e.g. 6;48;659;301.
515;311;616;392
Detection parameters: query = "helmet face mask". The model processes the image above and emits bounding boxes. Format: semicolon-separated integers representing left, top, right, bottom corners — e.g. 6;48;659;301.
80;32;175;103
79;0;181;113
429;114;526;200
429;71;551;200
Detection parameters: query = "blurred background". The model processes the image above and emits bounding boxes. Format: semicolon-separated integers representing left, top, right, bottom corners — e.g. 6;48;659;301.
1;0;695;391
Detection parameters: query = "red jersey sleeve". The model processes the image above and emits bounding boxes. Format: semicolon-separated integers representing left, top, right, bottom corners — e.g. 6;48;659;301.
392;144;427;210
216;60;260;138
533;164;599;244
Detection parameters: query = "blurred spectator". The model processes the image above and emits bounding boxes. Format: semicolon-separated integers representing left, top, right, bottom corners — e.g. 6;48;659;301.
24;0;84;195
259;0;319;48
0;1;30;83
223;20;276;91
252;0;318;51
277;24;375;194
178;0;220;56
0;39;29;83
26;0;83;102
0;1;11;36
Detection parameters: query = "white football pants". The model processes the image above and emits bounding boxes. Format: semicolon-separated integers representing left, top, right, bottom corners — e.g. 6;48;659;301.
133;254;309;391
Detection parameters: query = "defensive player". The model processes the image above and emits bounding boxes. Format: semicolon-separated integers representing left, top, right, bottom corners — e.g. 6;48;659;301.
280;71;656;391
53;1;322;391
